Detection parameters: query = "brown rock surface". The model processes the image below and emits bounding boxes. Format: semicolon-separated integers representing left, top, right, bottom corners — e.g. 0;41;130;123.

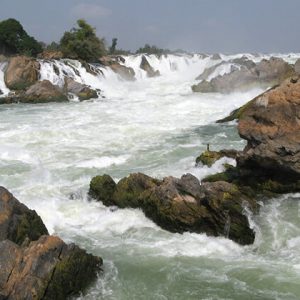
5;56;40;90
140;55;160;77
0;236;102;300
0;186;48;245
64;78;98;101
237;76;300;179
89;173;256;245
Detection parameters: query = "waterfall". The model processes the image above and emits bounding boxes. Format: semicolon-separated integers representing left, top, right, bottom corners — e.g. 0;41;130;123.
0;62;10;97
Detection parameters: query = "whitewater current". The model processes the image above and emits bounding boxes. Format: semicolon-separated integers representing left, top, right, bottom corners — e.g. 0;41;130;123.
1;53;300;299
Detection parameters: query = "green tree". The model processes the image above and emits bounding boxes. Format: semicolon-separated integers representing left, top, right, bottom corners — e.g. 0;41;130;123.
0;18;42;56
109;38;118;54
60;19;106;62
136;44;171;55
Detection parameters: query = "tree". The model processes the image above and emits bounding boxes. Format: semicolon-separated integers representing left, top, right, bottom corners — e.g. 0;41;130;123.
0;18;42;56
60;19;106;62
136;44;171;55
109;38;118;54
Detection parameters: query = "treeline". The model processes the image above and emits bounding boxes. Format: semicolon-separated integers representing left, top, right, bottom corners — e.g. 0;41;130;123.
0;18;180;62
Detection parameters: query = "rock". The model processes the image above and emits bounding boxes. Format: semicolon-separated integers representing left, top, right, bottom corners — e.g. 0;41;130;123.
89;174;117;206
5;56;40;90
295;59;300;74
0;236;102;300
38;50;63;60
140;56;160;77
0;186;48;245
196;149;239;166
237;76;300;180
22;80;68;103
99;56;135;81
64;78;98;101
192;57;295;94
0;187;103;299
211;54;222;60
89;173;256;245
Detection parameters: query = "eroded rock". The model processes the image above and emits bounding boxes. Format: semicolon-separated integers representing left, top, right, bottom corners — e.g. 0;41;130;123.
5;56;40;90
140;56;160;77
89;173;255;245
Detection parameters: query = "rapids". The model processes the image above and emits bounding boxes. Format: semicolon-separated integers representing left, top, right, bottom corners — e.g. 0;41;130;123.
1;53;300;299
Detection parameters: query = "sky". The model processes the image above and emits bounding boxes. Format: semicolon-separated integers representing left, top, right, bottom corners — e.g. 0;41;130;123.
0;0;299;53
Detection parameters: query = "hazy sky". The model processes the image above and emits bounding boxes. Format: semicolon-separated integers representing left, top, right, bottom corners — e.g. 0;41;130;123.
1;0;299;53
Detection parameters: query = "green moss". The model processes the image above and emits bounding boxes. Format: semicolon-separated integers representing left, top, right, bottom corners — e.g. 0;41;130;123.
196;150;222;167
43;248;102;300
11;210;48;245
89;174;116;205
78;89;97;101
202;171;231;183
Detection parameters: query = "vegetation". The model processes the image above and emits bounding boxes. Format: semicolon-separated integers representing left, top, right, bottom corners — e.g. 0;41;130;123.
109;38;118;54
136;44;172;55
0;18;42;56
60;19;106;62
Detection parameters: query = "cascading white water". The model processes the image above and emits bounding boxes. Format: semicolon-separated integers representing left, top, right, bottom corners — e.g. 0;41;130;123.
1;53;300;299
0;62;10;97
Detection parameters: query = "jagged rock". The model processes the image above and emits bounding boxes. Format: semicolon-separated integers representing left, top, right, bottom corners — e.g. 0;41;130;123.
295;59;300;74
89;173;256;245
38;50;63;60
140;56;160;77
211;54;222;60
0;187;48;245
5;56;40;90
64;78;98;101
0;236;102;300
237;76;300;180
0;187;103;299
196;149;239;167
192;57;295;93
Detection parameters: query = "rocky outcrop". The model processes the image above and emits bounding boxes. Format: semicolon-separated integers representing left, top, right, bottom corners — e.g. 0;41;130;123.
64;78;98;101
192;57;295;93
5;56;40;90
237;76;300;180
99;56;135;81
0;187;48;245
0;186;102;299
196;149;238;167
0;236;102;300
89;173;256;245
140;56;160;77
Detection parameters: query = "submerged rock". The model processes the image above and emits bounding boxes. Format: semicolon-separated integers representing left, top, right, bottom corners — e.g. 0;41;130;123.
140;56;160;77
5;56;40;90
196;149;238;167
89;173;256;245
0;186;102;299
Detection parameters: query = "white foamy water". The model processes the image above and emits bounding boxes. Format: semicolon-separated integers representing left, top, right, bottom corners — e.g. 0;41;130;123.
1;53;300;299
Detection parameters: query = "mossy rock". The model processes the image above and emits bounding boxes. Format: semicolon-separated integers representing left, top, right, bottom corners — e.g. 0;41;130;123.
196;150;222;167
89;174;116;206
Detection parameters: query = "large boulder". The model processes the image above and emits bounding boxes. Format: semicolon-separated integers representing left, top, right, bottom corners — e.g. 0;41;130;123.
192;57;295;93
0;187;48;245
89;173;256;245
140;56;160;77
237;76;300;180
5;56;40;90
64;78;98;101
196;149;238;167
0;236;102;300
22;80;68;103
0;187;102;299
